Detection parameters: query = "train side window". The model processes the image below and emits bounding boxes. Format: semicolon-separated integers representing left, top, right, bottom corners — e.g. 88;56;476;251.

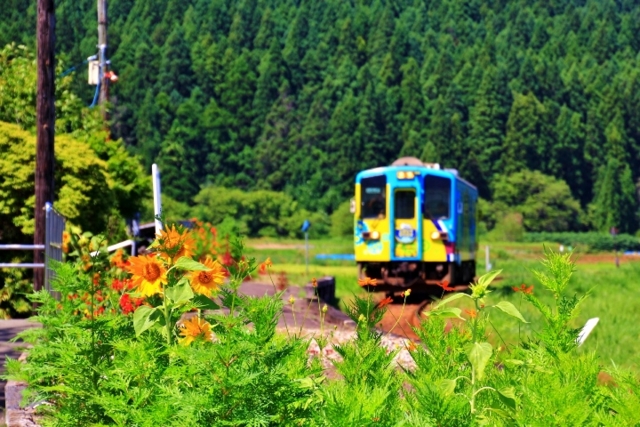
361;176;387;219
424;175;451;220
395;190;415;219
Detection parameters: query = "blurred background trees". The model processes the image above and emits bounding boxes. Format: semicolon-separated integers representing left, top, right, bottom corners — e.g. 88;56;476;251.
2;0;640;237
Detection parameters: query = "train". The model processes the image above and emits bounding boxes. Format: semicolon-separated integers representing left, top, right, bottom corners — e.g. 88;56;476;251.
353;157;478;291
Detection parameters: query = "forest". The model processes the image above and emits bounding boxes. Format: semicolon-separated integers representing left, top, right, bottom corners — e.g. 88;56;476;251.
2;0;640;234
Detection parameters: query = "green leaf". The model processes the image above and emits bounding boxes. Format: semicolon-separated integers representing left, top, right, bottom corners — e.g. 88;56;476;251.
426;307;465;321
466;342;493;381
504;359;525;367
485;407;512;419
433;292;471;309
174;257;210;271
477;269;502;287
497;387;517;410
165;279;194;305
133;306;160;336
439;379;457;396
492;301;529;323
192;293;220;311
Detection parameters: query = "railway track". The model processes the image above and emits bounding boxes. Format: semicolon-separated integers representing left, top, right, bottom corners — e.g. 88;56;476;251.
375;284;473;340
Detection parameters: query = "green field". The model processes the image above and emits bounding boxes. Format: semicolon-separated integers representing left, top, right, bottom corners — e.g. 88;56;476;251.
245;237;640;371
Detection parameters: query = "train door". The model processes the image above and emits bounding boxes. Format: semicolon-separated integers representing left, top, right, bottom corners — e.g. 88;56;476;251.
393;184;421;259
355;175;391;261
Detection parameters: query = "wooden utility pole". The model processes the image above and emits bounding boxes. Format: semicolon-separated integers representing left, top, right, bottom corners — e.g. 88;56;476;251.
97;0;108;120
34;0;56;292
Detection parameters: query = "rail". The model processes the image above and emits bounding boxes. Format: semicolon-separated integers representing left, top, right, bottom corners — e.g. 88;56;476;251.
0;203;65;294
89;239;136;257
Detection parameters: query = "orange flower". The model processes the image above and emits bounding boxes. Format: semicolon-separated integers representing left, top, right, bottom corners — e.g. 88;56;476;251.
188;257;226;296
311;277;318;288
406;340;418;352
464;309;477;318
512;284;534;295
358;277;378;287
62;231;70;254
179;316;214;346
126;255;167;296
258;257;272;275
156;225;196;260
377;296;393;309
110;248;129;269
81;254;92;271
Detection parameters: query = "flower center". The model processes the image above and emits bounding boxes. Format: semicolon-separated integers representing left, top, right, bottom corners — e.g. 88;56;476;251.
198;271;213;284
144;263;161;281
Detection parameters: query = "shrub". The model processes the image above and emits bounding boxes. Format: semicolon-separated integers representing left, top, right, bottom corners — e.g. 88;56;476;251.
7;229;640;425
193;186;329;238
485;212;525;242
329;200;353;238
8;224;323;426
490;170;583;232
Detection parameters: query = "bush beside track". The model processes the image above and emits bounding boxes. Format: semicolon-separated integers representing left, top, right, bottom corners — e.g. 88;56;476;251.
523;232;640;252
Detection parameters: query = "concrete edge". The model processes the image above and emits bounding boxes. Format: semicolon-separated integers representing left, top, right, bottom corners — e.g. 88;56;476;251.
5;378;39;427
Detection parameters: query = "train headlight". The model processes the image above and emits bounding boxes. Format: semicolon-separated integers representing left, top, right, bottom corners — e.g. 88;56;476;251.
397;171;406;179
406;171;415;179
370;231;380;240
431;231;449;240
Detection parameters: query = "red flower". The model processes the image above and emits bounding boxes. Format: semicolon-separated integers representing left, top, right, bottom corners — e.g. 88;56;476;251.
376;296;393;309
119;294;133;314
111;279;124;292
221;251;233;266
512;284;534;295
437;280;455;291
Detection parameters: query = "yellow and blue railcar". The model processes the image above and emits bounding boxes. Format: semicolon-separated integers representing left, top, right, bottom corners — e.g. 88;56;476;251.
354;157;477;289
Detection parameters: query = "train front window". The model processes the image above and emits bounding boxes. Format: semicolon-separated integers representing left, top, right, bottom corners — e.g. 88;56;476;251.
395;190;415;219
424;175;451;220
361;176;386;219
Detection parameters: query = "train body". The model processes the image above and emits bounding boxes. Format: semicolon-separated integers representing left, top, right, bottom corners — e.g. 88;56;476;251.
353;157;478;289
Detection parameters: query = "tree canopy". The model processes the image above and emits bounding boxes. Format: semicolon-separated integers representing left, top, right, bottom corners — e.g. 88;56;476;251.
3;0;640;232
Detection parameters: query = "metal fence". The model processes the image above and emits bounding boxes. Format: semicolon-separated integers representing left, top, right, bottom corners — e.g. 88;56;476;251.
0;202;66;293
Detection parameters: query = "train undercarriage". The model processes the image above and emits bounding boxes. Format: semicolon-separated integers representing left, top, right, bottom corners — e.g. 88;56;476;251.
358;260;476;292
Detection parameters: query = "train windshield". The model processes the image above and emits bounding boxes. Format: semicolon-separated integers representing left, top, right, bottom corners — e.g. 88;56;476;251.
361;175;386;219
395;190;415;219
423;175;451;220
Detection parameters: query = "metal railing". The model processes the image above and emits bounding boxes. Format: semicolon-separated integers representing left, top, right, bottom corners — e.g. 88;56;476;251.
90;239;136;257
0;202;65;293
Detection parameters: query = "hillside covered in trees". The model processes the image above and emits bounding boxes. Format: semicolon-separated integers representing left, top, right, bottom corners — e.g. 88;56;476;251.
3;0;640;233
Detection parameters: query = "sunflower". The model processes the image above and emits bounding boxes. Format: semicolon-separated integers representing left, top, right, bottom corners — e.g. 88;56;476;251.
156;225;196;260
179;316;214;346
126;255;167;296
188;257;225;296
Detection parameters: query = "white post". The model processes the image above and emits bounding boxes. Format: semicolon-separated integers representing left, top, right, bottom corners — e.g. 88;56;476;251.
152;163;162;235
485;245;492;272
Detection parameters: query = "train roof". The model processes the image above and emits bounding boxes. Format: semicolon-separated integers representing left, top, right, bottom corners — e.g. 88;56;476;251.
356;160;477;190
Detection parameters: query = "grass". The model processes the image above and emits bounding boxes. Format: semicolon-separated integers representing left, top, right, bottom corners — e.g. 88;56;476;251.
245;237;361;308
245;236;640;371
468;253;640;371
